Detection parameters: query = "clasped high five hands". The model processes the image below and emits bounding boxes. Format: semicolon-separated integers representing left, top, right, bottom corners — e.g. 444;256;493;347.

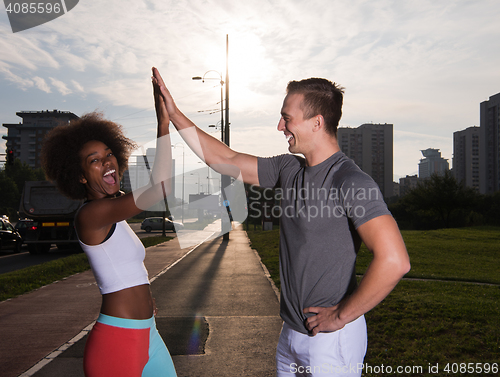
152;67;180;132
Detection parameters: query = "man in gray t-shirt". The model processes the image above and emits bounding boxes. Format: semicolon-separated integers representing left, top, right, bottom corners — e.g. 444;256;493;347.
155;69;410;377
258;152;391;335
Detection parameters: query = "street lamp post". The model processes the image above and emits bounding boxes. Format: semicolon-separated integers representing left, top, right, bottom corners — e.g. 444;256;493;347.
172;143;185;223
224;34;230;147
190;172;200;194
192;35;231;240
208;121;222;140
206;165;210;194
192;70;224;143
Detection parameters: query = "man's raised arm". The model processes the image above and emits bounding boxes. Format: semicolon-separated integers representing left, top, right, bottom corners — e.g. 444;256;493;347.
153;67;260;186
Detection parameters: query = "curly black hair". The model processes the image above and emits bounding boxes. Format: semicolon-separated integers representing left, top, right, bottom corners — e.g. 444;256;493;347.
41;112;137;200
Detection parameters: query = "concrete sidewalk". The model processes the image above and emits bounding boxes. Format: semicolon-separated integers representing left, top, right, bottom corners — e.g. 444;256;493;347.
0;224;282;377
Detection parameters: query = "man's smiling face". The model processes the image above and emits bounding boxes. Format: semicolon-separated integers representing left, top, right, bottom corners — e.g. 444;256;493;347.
277;93;316;155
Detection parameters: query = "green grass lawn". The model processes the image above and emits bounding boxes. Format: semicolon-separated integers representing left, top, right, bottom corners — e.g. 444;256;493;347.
357;226;500;285
246;227;280;290
364;281;499;375
247;226;500;376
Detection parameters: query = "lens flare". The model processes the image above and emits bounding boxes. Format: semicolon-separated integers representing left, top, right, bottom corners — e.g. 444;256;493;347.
187;314;203;354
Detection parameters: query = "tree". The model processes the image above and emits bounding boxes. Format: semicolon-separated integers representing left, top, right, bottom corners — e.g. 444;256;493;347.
391;171;480;229
3;159;45;193
478;191;500;226
0;171;19;218
0;159;46;219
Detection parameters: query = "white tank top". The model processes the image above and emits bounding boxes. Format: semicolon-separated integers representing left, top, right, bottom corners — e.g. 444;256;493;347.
79;221;149;295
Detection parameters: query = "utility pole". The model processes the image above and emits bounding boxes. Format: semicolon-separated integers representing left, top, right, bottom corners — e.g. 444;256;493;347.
222;34;231;240
193;35;231;240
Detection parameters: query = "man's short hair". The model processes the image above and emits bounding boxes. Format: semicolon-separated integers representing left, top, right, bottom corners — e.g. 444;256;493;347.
286;78;344;136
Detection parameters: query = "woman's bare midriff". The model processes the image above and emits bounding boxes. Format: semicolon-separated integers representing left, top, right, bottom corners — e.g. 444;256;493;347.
100;284;154;319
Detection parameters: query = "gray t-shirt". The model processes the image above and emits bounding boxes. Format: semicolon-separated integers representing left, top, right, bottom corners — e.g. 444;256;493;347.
258;151;391;334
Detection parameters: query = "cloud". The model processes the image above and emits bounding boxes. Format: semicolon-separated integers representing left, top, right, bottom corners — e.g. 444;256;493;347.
71;80;84;93
91;78;150;108
53;49;87;72
33;77;51;93
49;77;72;95
0;29;60;72
0;65;34;90
0;0;499;176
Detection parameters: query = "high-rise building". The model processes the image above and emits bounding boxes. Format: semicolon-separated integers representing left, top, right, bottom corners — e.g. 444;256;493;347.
123;149;176;207
479;92;500;194
2;110;78;168
126;148;157;192
399;174;420;196
337;123;393;198
418;148;449;179
453;126;480;191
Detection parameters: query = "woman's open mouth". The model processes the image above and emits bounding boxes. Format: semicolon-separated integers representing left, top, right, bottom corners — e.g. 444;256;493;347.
103;169;117;185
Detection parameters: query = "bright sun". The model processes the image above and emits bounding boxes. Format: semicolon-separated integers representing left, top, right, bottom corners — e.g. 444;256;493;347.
201;32;277;113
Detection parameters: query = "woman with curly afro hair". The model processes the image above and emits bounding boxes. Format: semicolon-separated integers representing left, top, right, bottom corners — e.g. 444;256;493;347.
41;68;177;377
41;112;136;201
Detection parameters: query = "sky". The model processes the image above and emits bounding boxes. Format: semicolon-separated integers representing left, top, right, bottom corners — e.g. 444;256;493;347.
1;0;499;182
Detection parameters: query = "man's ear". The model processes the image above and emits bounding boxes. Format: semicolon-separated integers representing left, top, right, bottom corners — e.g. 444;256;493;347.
312;115;325;132
80;176;87;184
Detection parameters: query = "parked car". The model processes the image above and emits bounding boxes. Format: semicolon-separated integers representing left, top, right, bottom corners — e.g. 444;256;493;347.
140;217;184;233
0;216;23;253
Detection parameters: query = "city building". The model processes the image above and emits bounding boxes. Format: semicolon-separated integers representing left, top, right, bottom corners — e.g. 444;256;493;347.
391;181;400;197
2;110;78;168
453;126;480;191
337;123;393;198
399;174;420;196
125;148;157;192
123;148;176;209
418;148;449;179
479;92;500;194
